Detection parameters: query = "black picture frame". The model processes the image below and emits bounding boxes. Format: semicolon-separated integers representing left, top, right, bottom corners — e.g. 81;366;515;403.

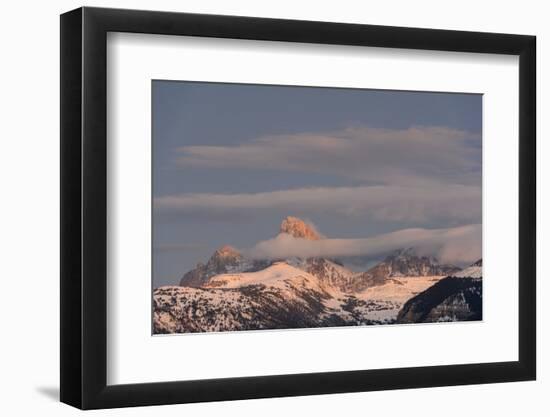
60;6;536;410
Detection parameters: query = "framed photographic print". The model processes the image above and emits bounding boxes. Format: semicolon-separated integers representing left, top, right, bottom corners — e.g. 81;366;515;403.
60;6;536;409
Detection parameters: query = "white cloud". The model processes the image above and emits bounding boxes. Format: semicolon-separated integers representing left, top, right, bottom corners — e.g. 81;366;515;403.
245;224;481;266
154;183;481;224
176;126;481;185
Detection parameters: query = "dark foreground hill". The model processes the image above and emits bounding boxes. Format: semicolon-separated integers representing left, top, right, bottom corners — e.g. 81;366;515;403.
396;260;482;323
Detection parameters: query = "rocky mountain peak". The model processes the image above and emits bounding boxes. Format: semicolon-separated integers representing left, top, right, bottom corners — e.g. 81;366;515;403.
386;248;434;262
179;245;244;287
213;245;241;259
279;216;321;240
370;248;459;278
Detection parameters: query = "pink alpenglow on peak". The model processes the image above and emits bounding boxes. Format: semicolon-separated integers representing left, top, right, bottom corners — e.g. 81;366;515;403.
279;216;321;240
213;245;241;258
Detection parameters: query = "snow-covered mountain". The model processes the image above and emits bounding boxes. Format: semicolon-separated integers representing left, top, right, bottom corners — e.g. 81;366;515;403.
179;217;323;287
154;217;476;333
179;245;269;287
332;248;460;293
204;261;329;292
365;248;460;279
396;259;483;323
156;261;398;333
179;220;457;291
154;269;446;333
287;257;366;293
451;258;482;278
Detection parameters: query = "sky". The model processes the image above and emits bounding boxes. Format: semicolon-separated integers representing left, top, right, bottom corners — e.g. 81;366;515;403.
152;80;482;287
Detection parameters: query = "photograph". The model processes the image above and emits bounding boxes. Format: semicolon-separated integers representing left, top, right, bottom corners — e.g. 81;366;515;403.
1;1;542;413
152;81;483;334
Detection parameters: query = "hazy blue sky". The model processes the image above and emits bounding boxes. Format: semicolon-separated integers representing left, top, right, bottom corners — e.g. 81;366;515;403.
152;81;482;287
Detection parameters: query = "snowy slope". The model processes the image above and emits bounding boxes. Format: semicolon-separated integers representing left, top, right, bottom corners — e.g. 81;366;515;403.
155;264;454;332
204;262;325;291
356;276;445;303
451;259;482;278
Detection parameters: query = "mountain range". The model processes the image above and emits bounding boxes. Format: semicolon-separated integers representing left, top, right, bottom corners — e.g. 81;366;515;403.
154;216;481;333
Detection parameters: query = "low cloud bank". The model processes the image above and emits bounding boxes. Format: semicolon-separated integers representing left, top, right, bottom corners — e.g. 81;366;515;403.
154;183;481;225
245;224;481;266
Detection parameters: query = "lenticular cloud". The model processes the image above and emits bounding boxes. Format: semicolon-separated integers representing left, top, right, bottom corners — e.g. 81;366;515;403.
245;223;481;266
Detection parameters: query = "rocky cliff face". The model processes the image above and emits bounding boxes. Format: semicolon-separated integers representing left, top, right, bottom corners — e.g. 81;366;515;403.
332;249;460;293
179;245;269;287
279;216;321;240
287;257;358;292
367;248;460;279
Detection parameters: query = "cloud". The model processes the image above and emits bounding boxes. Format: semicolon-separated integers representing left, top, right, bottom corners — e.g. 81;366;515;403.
176;126;481;186
245;224;481;266
154;183;481;224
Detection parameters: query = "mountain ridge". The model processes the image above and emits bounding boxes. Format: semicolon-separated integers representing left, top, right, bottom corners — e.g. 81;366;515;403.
160;217;481;333
179;218;461;289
